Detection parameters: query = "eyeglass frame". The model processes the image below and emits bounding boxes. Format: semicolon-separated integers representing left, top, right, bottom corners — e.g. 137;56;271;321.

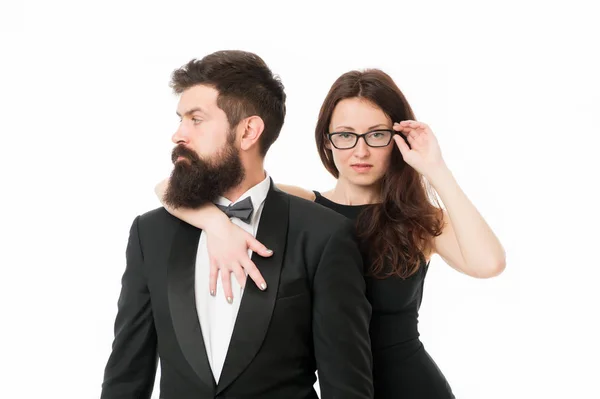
326;129;409;150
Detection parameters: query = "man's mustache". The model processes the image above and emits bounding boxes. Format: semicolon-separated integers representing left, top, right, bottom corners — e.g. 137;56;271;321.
171;145;199;164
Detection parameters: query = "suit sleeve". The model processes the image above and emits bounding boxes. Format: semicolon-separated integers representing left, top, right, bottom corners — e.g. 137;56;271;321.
313;220;374;398
101;216;158;399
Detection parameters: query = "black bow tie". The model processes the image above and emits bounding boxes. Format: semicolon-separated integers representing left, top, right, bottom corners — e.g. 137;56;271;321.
216;196;254;224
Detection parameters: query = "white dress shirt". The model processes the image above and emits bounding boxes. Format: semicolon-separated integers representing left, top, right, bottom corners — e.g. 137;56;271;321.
194;173;271;382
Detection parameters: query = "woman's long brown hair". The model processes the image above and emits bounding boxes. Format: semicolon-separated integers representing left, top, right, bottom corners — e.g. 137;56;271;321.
315;69;444;279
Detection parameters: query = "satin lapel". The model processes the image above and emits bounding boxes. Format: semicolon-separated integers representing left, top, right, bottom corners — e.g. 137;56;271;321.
167;221;216;390
216;186;289;394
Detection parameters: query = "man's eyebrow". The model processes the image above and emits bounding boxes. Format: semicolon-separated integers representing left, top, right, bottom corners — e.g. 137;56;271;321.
176;107;207;117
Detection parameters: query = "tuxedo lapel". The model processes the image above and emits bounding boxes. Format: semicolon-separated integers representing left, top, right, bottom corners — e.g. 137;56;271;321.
216;185;289;394
167;220;216;391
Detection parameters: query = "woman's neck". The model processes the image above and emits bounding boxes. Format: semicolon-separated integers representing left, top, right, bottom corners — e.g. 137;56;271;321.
325;178;382;205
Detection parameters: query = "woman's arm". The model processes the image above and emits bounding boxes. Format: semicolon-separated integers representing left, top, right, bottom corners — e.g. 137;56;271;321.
393;120;506;278
428;168;506;278
155;179;319;300
154;179;316;228
155;179;272;301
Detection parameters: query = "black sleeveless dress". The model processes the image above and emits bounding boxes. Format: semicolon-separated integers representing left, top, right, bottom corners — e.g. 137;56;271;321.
314;191;455;399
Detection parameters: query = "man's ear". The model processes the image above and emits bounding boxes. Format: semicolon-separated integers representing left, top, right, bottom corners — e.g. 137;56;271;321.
240;116;265;151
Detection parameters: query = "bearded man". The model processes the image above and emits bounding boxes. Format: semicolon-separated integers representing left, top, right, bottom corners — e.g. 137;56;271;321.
100;50;373;399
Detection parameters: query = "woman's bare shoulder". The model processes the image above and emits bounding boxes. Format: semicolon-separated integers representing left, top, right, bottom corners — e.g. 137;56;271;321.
275;184;317;201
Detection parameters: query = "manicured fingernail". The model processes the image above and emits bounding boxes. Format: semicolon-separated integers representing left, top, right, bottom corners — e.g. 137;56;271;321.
210;290;215;296
265;249;273;254
227;296;233;304
260;282;267;290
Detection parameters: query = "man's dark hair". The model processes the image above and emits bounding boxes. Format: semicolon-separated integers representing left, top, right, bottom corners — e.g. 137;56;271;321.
170;50;286;156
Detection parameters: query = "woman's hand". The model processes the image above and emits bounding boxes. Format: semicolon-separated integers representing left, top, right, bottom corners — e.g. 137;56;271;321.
393;120;448;178
205;215;273;303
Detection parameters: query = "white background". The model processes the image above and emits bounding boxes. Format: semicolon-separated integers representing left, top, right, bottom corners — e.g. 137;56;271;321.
1;1;599;398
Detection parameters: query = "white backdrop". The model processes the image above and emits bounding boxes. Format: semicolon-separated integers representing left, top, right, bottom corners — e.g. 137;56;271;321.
1;1;599;398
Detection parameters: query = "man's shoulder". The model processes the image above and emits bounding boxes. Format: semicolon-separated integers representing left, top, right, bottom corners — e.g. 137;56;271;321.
126;207;187;249
138;206;170;221
282;191;352;234
135;206;180;231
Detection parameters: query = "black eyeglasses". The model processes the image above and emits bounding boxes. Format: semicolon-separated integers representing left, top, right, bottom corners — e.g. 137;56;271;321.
327;129;403;150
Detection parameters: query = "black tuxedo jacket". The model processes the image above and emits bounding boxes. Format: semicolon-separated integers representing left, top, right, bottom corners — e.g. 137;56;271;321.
101;184;373;399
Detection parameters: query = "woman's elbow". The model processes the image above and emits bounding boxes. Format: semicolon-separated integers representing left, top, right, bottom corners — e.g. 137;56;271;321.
477;255;506;278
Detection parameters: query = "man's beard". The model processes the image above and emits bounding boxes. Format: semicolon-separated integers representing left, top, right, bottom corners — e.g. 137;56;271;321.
163;136;245;209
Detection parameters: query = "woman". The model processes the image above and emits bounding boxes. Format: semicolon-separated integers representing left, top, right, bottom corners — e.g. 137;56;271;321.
156;69;506;398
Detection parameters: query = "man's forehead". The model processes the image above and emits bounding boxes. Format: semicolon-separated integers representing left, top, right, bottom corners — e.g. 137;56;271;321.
177;85;219;115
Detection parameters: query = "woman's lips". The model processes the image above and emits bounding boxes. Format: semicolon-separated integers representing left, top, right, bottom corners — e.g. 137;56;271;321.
351;164;373;173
